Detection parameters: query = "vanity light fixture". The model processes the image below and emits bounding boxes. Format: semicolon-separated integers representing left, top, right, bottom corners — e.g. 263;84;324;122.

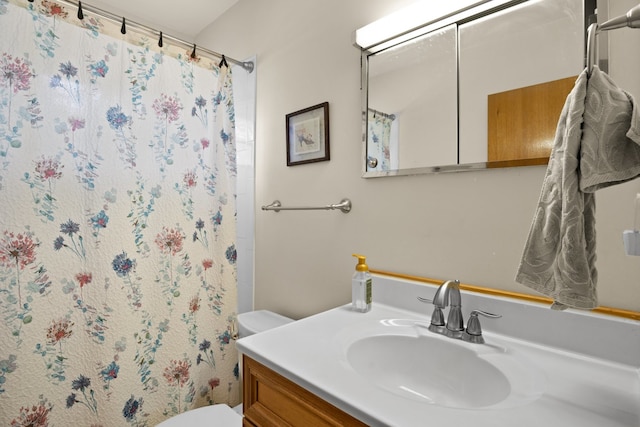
354;0;484;49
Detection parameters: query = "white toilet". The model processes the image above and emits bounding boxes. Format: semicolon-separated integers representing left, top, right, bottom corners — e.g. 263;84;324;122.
157;310;294;426
155;404;242;426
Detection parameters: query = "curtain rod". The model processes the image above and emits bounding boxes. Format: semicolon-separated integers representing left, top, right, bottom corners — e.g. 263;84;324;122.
367;108;396;121
52;0;254;73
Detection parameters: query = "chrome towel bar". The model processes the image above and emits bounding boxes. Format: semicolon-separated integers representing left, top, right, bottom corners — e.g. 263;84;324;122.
261;199;352;213
587;3;640;75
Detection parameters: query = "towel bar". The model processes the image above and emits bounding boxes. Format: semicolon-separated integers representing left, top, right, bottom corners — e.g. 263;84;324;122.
261;199;352;213
587;4;640;75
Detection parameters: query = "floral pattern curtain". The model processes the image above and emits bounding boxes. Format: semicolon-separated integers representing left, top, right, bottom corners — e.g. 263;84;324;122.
0;1;239;425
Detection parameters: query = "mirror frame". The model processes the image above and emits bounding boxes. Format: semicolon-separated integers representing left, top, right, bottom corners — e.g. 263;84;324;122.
359;0;596;178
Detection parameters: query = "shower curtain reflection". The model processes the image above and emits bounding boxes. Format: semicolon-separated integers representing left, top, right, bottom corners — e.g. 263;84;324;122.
367;108;398;172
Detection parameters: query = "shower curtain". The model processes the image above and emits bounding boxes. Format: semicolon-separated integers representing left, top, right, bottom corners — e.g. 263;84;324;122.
0;1;240;425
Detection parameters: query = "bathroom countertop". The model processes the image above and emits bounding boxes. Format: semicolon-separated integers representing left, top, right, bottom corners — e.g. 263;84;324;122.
237;276;640;427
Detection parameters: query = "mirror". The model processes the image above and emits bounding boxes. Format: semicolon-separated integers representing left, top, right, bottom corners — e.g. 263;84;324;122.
367;24;458;172
359;0;594;177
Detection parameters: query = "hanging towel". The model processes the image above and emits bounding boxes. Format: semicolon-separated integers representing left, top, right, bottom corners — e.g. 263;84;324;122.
515;66;640;310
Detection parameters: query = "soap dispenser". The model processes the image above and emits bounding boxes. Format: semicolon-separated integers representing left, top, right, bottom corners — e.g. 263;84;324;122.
352;254;372;312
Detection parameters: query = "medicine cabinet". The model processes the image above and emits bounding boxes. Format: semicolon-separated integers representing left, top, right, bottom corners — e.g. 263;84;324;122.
357;0;595;177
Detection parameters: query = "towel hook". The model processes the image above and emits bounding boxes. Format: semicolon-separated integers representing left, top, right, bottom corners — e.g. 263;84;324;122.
586;4;640;76
586;22;598;76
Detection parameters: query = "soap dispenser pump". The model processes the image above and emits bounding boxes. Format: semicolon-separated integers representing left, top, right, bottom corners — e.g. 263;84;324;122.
352;254;372;312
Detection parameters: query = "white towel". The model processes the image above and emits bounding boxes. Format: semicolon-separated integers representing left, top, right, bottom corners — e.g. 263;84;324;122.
515;66;640;310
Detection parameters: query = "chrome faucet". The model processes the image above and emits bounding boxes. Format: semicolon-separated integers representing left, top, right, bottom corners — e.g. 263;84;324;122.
430;279;464;338
418;279;502;344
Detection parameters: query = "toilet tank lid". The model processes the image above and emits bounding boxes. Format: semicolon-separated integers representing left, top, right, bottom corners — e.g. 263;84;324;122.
238;310;294;336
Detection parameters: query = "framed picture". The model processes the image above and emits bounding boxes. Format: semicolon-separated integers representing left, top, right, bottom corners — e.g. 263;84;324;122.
286;102;330;166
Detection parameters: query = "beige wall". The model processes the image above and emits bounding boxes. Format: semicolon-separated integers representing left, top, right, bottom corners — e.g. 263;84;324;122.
199;0;640;319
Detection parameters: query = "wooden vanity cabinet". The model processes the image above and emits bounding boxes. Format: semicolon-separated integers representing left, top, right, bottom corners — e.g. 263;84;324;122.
242;355;368;427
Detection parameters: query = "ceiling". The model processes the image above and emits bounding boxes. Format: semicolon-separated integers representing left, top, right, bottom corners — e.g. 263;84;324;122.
88;0;239;41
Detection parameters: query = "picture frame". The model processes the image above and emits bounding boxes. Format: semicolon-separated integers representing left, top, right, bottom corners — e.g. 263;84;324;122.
286;102;330;166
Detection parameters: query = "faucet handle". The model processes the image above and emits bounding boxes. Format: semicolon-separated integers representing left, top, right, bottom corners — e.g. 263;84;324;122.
428;307;446;333
417;297;446;333
470;310;501;319
417;296;432;304
462;310;501;344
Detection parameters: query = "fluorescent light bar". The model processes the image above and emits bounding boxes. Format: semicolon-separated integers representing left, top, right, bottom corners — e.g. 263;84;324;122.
355;0;488;49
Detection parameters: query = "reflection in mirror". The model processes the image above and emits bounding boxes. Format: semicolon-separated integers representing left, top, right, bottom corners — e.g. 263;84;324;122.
366;24;457;173
458;0;584;164
359;0;594;178
366;109;398;171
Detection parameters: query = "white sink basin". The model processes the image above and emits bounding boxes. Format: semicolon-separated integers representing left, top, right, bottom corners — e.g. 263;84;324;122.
339;319;544;410
348;334;509;408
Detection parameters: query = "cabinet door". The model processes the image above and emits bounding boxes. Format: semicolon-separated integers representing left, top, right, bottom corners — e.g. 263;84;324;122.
367;23;458;170
458;0;584;164
243;356;368;427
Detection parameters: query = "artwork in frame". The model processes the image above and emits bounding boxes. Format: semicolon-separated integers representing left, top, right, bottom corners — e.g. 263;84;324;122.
286;102;330;166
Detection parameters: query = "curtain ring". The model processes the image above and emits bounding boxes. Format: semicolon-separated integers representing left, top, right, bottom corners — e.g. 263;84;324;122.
191;44;197;59
77;1;84;20
121;17;127;35
158;31;163;48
